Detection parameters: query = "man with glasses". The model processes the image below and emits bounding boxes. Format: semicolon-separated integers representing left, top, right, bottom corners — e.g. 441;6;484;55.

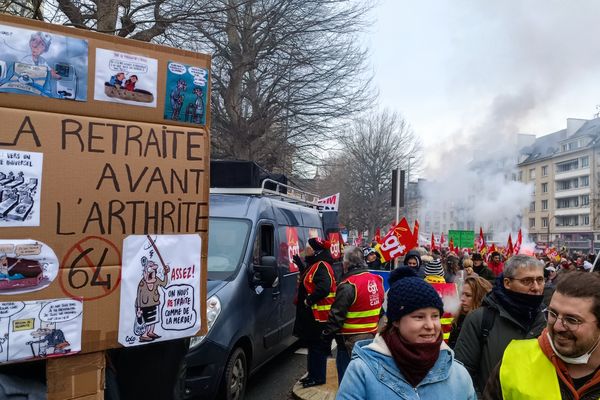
484;271;600;399
455;255;546;394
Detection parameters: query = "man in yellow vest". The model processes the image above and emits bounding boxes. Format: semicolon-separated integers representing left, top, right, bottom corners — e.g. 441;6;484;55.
322;246;384;384
484;271;600;399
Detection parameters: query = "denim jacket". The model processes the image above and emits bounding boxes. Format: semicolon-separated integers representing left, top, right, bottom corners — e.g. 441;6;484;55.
336;335;476;400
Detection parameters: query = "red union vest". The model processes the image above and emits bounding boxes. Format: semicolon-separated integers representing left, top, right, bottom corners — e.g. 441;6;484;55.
341;272;384;335
304;261;336;322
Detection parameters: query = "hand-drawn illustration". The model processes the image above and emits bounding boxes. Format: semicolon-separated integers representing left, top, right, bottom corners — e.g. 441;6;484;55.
0;24;88;100
94;48;157;107
119;234;201;347
164;61;208;125
0;239;59;295
0;150;43;227
0;299;82;363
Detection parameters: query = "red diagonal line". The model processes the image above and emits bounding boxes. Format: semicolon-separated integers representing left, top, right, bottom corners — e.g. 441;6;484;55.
75;244;110;293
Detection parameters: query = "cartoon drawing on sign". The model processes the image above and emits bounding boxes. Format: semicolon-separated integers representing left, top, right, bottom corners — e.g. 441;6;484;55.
0;24;88;100
0;239;59;295
119;234;201;347
26;322;70;357
94;48;157;107
164;61;208;125
0;150;43;227
135;256;169;342
0;299;82;363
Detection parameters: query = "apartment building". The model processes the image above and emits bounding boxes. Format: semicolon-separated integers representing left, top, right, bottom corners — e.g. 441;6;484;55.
518;118;600;252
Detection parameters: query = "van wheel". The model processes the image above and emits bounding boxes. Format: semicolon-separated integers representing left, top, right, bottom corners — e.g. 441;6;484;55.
220;347;247;400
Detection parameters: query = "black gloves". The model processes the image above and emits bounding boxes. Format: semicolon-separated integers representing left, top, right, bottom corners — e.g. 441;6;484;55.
292;254;305;271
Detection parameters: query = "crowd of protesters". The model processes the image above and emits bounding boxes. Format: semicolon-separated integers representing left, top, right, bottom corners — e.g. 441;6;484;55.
292;238;600;399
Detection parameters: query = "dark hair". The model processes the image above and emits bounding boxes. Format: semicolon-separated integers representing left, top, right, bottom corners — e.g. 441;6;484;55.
555;271;600;327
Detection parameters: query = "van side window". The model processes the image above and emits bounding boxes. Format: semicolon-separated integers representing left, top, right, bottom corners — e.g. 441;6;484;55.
253;224;274;265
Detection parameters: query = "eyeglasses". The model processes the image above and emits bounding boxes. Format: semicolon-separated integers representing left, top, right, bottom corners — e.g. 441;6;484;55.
508;276;545;286
544;308;591;331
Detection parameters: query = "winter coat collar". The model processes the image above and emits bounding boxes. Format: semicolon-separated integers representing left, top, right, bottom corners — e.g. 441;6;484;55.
482;291;544;331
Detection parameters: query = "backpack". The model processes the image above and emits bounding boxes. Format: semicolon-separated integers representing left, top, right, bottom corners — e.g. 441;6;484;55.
480;305;498;344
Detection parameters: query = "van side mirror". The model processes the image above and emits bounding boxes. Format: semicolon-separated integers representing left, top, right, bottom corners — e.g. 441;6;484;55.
254;256;278;287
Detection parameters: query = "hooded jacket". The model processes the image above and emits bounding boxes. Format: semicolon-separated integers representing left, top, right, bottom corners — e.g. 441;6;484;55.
403;250;425;278
454;290;546;392
336;335;476;400
483;328;600;399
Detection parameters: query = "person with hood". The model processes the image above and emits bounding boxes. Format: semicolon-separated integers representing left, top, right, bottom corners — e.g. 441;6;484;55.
336;267;476;399
403;249;425;278
363;247;383;270
292;237;336;388
484;271;600;399
471;253;496;283
487;251;504;277
322;246;384;383
454;255;546;394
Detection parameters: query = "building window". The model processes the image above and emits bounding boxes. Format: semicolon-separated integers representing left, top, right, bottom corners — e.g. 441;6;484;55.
582;195;590;206
557;197;579;209
530;201;535;212
542;165;548;176
583;215;590;225
518;171;523;181
529;168;536;179
581;176;590;187
542;182;548;193
542;200;548;210
581;156;589;167
529;218;535;228
556;160;579;173
542;217;548;228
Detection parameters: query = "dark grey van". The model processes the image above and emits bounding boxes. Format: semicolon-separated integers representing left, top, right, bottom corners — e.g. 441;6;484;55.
183;189;328;400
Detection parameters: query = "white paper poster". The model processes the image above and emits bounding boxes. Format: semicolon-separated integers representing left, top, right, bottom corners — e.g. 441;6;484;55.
0;239;59;295
118;234;201;347
94;48;158;107
0;298;83;363
0;150;42;227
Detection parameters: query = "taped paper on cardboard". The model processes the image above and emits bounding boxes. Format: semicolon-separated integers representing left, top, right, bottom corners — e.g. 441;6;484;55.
0;23;88;101
0;239;58;294
94;48;158;108
0;298;83;363
118;234;201;347
0;149;42;227
164;61;208;125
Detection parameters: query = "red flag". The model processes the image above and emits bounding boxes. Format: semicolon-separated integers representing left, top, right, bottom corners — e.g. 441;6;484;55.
378;218;418;261
431;232;436;251
440;233;446;247
514;229;523;254
374;228;381;244
357;232;363;246
476;227;487;253
449;237;455;253
413;220;420;245
506;234;514;257
488;243;497;262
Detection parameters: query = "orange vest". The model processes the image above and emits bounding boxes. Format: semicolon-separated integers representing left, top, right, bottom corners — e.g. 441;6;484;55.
303;261;336;322
341;272;384;335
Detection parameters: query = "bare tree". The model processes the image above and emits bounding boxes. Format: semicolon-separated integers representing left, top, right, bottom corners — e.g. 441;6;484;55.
192;0;376;172
321;110;421;235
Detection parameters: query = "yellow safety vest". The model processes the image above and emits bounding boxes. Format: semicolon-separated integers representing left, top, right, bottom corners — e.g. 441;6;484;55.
499;339;561;400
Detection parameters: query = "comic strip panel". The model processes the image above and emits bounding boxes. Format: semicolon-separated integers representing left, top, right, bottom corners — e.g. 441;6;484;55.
0;150;42;227
118;234;201;347
0;239;59;295
0;24;88;101
94;48;158;108
163;61;208;125
0;298;82;363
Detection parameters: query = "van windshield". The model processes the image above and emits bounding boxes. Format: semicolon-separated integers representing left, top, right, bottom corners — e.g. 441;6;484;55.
208;217;251;280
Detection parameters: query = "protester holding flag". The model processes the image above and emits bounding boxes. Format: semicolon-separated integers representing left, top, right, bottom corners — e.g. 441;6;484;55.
336;267;476;399
448;276;492;349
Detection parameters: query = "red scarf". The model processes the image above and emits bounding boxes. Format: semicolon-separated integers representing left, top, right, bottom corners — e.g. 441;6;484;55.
381;327;443;387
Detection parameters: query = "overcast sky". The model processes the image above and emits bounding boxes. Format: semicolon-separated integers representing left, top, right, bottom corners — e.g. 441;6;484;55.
367;0;600;176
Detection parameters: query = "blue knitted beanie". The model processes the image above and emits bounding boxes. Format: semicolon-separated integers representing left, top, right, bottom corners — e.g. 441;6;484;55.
386;267;444;322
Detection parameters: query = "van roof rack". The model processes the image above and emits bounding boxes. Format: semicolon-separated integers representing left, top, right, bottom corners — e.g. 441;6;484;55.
211;178;321;208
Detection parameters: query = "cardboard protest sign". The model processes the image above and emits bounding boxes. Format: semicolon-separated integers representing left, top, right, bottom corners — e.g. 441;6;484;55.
118;234;201;347
0;298;82;363
164;61;209;125
0;239;58;295
0;149;42;227
94;49;158;108
0;23;88;101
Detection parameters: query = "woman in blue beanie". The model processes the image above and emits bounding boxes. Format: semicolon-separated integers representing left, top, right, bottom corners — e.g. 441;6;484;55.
336;267;476;399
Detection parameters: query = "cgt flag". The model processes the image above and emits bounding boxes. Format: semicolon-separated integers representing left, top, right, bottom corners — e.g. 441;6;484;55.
378;218;418;262
431;233;436;251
